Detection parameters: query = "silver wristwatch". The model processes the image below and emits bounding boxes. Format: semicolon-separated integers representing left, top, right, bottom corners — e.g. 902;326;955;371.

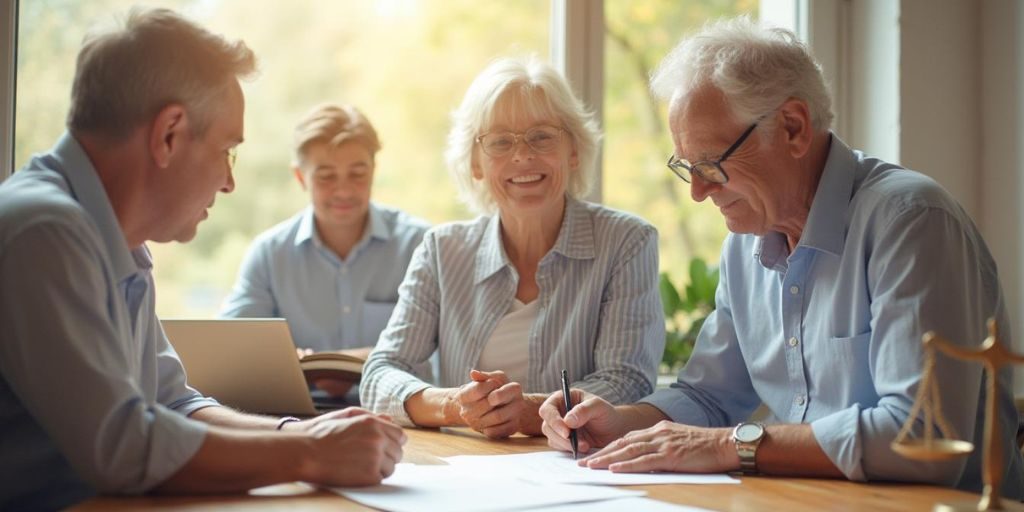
732;422;766;474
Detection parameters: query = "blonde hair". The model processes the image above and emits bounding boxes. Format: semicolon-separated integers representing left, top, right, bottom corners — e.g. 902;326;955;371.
292;104;381;166
650;16;833;131
445;57;601;215
67;6;257;139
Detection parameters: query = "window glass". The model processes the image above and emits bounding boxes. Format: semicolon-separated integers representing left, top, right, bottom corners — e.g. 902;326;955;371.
16;0;549;316
602;0;759;283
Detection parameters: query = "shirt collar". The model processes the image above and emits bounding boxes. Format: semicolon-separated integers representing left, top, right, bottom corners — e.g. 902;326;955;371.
755;132;856;269
799;133;856;256
51;132;144;282
473;196;596;284
294;202;390;248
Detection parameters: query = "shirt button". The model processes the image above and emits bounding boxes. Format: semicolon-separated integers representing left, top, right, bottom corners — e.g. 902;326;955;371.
789;285;799;295
340;266;348;275
788;337;799;347
795;395;806;406
342;306;351;314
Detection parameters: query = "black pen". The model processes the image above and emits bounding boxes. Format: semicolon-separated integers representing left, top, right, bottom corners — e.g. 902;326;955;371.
560;369;578;460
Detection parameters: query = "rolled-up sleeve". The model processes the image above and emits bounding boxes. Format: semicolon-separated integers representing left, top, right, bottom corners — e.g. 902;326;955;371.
811;207;990;486
0;223;207;494
360;231;440;426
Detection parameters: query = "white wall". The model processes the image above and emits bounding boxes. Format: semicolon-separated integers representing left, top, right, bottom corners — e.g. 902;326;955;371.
832;0;1024;392
846;0;901;164
981;0;1024;391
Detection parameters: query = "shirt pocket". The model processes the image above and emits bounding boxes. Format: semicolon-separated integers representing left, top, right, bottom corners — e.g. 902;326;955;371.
815;331;874;406
361;301;398;345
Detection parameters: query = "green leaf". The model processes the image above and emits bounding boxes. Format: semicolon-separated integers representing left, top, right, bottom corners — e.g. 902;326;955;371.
658;272;683;317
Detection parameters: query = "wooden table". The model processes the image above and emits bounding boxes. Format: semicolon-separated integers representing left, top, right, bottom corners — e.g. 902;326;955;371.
73;427;986;511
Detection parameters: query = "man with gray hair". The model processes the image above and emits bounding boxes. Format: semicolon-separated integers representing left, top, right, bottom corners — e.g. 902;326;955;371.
0;8;403;510
541;17;1023;499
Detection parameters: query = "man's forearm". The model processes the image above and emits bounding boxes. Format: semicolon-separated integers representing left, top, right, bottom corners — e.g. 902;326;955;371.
751;424;844;477
620;403;672;434
154;426;310;494
188;405;281;430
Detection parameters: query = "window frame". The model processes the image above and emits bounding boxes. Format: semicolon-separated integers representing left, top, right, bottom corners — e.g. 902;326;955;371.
0;0;16;179
0;0;803;184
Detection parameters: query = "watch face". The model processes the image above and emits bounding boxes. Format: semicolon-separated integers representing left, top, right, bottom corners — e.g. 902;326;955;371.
735;423;765;442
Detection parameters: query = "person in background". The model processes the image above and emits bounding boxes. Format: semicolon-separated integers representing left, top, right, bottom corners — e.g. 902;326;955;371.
360;57;665;439
0;9;403;510
539;17;1023;500
220;104;430;397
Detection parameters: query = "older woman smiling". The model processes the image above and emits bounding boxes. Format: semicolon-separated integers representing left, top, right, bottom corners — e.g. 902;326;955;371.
360;57;664;438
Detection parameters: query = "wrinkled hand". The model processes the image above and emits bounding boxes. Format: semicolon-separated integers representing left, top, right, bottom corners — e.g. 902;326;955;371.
454;369;526;439
539;389;628;454
581;421;734;474
301;410;406;486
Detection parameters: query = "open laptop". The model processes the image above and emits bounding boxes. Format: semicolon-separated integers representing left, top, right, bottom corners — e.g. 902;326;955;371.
161;318;319;416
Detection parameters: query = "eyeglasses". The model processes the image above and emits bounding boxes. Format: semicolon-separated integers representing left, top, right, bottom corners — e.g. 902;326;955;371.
226;147;238;170
666;122;759;184
475;125;564;158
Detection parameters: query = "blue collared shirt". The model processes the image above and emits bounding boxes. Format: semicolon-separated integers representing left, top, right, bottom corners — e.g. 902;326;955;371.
361;197;665;426
219;205;429;351
644;134;1023;497
0;134;218;510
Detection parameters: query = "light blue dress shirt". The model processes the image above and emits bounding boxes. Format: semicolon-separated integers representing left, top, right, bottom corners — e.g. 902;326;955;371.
219;205;429;351
643;134;1023;498
361;197;665;426
0;134;218;510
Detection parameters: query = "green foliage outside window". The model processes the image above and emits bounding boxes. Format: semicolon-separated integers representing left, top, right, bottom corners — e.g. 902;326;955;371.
659;258;719;373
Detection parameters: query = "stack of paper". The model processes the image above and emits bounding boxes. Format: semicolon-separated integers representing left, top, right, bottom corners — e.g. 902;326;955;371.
332;464;643;512
332;451;737;512
442;451;740;486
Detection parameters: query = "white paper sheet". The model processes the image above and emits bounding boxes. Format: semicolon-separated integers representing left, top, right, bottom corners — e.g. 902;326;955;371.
331;463;645;512
442;451;740;486
528;496;717;512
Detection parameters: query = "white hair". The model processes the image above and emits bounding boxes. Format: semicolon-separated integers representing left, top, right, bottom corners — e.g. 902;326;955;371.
650;16;833;131
445;56;601;215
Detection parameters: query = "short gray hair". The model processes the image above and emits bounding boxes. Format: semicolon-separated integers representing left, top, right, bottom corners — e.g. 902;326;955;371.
67;6;257;139
650;16;833;131
292;104;381;167
445;57;601;215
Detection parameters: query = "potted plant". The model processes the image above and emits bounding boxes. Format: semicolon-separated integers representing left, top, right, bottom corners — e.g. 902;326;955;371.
659;257;719;377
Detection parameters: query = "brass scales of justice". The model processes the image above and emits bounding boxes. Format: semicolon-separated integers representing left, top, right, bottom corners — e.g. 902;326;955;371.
891;318;1024;511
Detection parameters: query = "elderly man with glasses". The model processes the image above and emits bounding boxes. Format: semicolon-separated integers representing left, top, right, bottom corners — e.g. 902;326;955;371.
541;17;1023;499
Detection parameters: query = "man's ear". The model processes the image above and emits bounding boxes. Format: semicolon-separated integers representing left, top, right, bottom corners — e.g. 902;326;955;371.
778;98;813;159
148;104;189;169
293;166;308;190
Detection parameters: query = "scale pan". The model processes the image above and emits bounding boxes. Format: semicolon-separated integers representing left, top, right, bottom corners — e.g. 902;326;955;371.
890;439;974;461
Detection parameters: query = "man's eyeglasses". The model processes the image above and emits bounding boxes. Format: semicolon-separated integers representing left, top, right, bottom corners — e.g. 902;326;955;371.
666;122;759;184
476;125;564;158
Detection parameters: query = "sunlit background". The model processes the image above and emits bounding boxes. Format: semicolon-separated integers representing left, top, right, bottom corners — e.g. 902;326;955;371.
14;0;757;317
